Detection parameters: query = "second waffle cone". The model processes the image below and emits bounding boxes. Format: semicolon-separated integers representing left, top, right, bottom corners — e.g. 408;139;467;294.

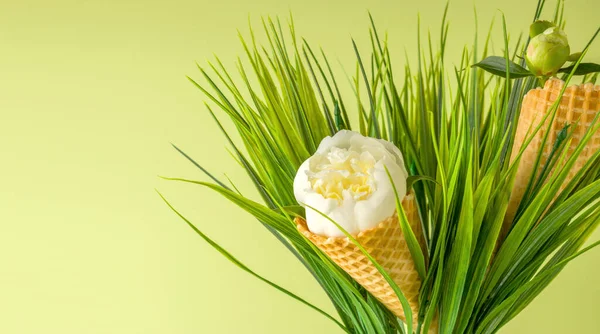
503;78;600;238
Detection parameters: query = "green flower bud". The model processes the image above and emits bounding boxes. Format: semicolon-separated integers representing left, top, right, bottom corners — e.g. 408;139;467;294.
525;26;570;76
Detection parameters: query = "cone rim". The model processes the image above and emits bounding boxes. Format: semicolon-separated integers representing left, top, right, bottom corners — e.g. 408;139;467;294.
295;214;396;244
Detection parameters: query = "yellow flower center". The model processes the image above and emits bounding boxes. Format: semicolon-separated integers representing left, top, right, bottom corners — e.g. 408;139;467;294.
308;147;376;202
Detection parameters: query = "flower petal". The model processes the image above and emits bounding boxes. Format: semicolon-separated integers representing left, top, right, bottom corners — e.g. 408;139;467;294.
316;130;358;153
293;159;311;204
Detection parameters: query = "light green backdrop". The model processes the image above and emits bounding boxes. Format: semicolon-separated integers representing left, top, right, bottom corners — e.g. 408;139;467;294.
1;0;599;333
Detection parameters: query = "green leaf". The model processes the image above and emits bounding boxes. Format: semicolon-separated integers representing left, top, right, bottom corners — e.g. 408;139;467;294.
558;62;600;75
440;152;474;333
472;56;534;78
406;175;439;192
476;239;600;334
274;205;305;217
386;167;427;280
160;177;306;247
157;191;349;333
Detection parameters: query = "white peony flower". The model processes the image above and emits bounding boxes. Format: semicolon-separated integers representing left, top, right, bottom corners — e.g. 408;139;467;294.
294;130;408;237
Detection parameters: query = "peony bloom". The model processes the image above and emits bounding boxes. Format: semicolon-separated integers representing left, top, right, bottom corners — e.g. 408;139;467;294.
293;130;408;237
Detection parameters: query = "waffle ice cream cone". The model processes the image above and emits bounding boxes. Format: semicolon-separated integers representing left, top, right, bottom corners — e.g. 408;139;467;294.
296;193;436;332
503;78;600;237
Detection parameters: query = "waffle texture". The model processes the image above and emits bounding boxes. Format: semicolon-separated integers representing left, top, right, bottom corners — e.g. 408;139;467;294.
296;193;434;331
504;78;600;236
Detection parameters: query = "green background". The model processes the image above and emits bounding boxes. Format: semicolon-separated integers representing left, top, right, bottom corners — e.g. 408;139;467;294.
1;0;599;333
